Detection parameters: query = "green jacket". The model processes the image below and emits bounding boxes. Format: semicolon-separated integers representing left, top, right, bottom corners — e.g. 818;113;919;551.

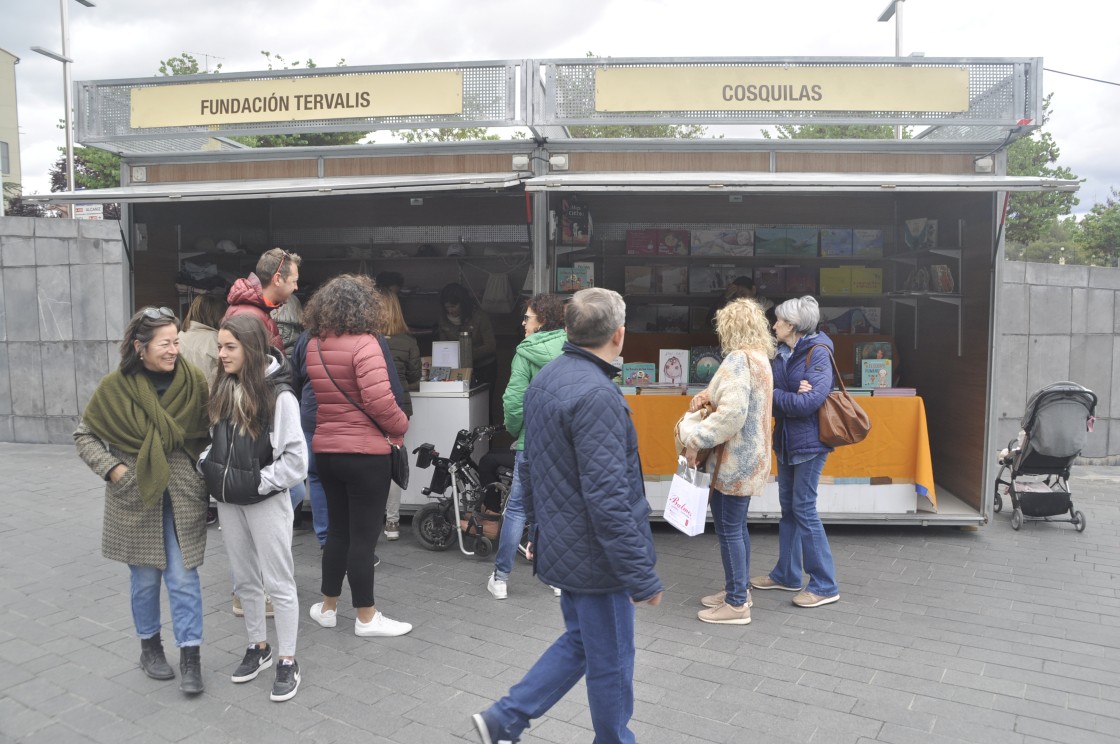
503;328;567;449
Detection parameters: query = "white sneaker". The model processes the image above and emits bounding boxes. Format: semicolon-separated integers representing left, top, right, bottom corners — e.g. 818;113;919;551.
308;602;337;628
551;585;561;597
384;520;400;541
487;573;508;600
354;611;412;637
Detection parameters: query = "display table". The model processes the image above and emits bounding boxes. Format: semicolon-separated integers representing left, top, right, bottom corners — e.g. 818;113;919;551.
400;385;490;509
627;394;937;515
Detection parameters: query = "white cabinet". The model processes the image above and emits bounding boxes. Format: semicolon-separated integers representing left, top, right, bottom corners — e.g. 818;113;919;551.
400;385;491;510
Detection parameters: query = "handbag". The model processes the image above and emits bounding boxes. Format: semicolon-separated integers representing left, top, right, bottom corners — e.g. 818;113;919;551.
807;344;871;448
314;340;410;489
673;402;717;469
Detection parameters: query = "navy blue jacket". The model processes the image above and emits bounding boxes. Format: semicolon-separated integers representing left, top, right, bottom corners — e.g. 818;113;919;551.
772;331;835;462
521;342;662;601
291;331;404;434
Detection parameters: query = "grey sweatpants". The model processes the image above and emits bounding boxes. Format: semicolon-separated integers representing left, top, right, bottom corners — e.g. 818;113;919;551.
217;494;299;657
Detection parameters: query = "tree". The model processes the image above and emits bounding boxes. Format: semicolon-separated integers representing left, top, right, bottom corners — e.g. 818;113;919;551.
4;181;49;216
1004;94;1080;245
47;139;122;218
393;127;501;143
762;123;910;139
157;52;222;76
1077;188;1120;266
1006;216;1088;264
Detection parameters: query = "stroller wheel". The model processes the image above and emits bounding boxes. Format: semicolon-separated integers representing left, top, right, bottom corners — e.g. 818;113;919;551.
993;492;1003;513
1074;510;1086;533
414;503;454;551
474;536;493;558
1010;508;1023;531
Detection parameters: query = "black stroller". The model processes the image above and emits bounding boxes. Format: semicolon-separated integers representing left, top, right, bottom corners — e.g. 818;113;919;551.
994;381;1096;531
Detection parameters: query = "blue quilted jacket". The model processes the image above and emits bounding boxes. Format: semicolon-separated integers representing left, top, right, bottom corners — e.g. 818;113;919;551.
521;343;663;601
772;331;835;462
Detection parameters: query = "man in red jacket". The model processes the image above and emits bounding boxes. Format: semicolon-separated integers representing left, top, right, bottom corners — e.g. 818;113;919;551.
225;248;302;350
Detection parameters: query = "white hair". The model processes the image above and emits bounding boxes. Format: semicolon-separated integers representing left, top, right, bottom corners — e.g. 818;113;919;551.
775;295;820;335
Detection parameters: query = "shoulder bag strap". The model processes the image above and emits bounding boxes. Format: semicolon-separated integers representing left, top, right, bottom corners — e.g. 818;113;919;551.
313;338;391;443
806;343;847;393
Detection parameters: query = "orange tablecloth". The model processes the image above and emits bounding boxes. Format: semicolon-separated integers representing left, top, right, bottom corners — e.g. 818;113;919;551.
626;394;936;506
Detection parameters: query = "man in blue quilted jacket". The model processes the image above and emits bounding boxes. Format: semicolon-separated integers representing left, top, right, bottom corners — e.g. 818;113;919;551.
473;288;663;744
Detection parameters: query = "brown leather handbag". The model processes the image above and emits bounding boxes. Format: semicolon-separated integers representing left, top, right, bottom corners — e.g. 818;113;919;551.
808;345;872;447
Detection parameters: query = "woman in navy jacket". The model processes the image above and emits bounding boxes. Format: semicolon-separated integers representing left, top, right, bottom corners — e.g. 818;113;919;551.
750;295;840;608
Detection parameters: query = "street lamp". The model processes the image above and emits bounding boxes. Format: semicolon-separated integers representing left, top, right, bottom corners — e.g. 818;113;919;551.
878;0;904;140
31;0;95;202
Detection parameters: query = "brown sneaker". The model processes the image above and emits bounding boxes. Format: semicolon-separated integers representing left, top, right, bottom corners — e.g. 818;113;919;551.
232;594;276;617
700;590;752;608
792;591;839;608
698;602;751;625
749;575;801;592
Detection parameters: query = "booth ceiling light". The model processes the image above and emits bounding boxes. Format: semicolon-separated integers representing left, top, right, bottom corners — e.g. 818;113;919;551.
974;157;994;173
512;155;530;171
548;154;569;171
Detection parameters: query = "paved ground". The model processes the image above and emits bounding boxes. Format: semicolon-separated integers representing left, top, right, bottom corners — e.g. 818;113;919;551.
0;443;1118;744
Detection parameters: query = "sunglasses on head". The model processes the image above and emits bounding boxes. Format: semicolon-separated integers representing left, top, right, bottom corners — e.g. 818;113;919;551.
275;250;290;279
142;306;176;320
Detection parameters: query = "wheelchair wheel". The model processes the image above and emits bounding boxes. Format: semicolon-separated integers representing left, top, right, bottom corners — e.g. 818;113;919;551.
414;502;454;551
474;536;493;557
993;491;1003;513
1073;510;1086;533
1010;508;1023;531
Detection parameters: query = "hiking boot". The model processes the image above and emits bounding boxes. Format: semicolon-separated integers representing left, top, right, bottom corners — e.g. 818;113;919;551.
700;590;752;608
178;646;203;695
472;709;517;744
749;575;801;592
354;611;412;637
487;573;508;600
139;634;175;680
792;591;839;608
698;602;751;625
232;594;274;617
308;602;337;628
385;520;401;541
230;643;273;683
270;659;301;702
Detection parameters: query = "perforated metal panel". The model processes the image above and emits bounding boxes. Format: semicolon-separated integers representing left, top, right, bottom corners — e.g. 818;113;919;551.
272;224;527;246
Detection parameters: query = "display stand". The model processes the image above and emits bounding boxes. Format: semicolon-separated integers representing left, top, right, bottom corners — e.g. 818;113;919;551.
400;385;490;510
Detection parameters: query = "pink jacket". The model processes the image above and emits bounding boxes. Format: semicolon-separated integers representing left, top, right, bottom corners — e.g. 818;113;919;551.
225;274;283;350
306;334;408;455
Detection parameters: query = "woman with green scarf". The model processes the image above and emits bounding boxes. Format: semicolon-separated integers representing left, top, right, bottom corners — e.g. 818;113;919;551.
74;307;211;696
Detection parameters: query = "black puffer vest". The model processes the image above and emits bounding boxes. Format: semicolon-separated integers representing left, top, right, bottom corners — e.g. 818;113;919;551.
201;351;295;505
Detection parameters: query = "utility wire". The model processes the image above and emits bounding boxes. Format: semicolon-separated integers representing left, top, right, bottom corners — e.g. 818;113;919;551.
1043;68;1120;87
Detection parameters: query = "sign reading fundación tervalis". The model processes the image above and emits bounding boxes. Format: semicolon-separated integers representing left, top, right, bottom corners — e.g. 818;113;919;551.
130;71;464;129
595;66;970;113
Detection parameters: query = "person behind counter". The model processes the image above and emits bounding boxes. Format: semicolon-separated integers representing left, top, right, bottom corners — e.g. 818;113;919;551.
435;282;496;388
178;294;227;386
375;271;404;295
379;289;422;541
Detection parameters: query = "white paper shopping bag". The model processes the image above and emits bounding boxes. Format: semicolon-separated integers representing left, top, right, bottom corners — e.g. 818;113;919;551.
664;458;710;536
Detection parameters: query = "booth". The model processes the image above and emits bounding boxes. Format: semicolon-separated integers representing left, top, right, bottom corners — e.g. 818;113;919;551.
41;56;1079;526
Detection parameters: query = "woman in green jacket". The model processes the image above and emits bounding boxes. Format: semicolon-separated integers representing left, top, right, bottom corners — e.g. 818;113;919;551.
486;294;567;599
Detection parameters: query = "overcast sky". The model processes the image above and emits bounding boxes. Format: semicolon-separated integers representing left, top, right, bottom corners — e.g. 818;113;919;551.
4;0;1118;212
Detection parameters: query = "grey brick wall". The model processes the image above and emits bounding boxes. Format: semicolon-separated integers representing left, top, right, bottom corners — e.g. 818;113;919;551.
0;216;125;444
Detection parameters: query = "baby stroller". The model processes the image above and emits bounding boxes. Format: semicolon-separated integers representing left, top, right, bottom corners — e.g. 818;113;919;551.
411;425;511;557
994;381;1096;531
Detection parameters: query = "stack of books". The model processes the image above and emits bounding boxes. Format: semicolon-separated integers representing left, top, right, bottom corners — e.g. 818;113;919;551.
635;383;688;396
873;388;917;397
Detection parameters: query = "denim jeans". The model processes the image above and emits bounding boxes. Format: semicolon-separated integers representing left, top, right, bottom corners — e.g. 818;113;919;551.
493;451;526;582
771;453;838;596
488;590;637;743
129;491;204;647
304;430;329;546
709;489;751;607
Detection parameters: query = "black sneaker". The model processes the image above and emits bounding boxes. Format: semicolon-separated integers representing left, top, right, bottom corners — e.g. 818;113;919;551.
374;553;381;567
206;506;218;526
231;643;273;683
472;710;516;744
270;659;300;702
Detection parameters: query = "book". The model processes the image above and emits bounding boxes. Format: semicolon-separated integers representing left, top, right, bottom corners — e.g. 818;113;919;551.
818;307;882;335
624;265;656;295
819;267;852;296
819;229;854;256
929;264;955;293
854;341;892;381
689;264;739;294
690;346;724;385
658;229;690;256
903;218;929;251
655;305;690;333
785;267;818;295
627;305;658;332
560;196;591;246
557;264;593;293
874;387;916;396
754;227;789;256
427;366;453;382
622;363;656;386
689;306;712;333
658;349;690;384
574;261;595;288
691;229;754;256
657;265;689;294
625;229;658;255
862;358;893;388
850;266;883;295
753;267;786;295
853;229;885;257
785;228;820;257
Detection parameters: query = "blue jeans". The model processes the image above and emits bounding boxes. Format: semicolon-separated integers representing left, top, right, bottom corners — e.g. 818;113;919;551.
771;453;838;596
709;489;751;607
129;491;204;647
493;451;526;581
488;590;636;743
305;430;329;546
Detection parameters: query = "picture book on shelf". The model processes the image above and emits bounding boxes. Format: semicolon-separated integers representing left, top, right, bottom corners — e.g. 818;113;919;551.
784;267;818;295
573;261;595;288
628;305;658;332
818;307;881;335
785;228;820;257
658;349;689;384
657;265;689;295
689;306;712;333
689;264;739;294
753;227;788;256
903;218;937;250
658;229;690;256
854;341;892;380
929;264;955;293
819;228;854;256
625;229;658;255
753;267;786;295
691;229;754;256
560;196;592;246
624;265;656;295
861;359;892;388
622;363;656;386
557;264;593;293
819;267;852;296
689;347;723;385
655;305;690;333
853;229;885;257
849;266;883;295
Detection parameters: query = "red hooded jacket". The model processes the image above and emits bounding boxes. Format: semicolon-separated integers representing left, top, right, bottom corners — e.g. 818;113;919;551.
225;274;283;349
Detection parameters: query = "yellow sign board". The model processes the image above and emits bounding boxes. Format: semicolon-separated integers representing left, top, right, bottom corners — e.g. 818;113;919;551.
131;71;464;129
596;66;969;113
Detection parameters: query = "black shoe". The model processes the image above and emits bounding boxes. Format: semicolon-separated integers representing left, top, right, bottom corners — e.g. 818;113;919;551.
472;710;517;744
139;634;175;680
270;659;301;702
374;553;381;567
231;643;273;683
179;646;203;695
206;507;218;526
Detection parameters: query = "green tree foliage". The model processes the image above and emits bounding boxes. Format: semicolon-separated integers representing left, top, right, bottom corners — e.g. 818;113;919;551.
1004;94;1080;245
1006;217;1087;264
1077;188;1120;266
157;52;222;76
47;144;122;218
762;123;910;139
567;122;708;139
3;181;49;216
393;127;501;143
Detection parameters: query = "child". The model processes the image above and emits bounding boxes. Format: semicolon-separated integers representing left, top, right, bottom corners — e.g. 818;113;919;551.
199;314;307;702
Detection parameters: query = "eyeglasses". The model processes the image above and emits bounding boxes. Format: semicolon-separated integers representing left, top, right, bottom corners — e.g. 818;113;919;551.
142;307;176;320
522;314;538;322
274;250;290;279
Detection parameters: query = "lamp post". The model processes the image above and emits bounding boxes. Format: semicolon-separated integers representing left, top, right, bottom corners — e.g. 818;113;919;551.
31;0;95;203
878;0;904;140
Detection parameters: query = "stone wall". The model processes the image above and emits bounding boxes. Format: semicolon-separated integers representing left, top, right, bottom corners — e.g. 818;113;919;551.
996;261;1120;464
0;216;126;444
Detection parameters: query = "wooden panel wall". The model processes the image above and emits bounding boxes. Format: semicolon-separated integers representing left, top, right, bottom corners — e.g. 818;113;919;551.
323;154;513;177
568;152;770;172
776;152;976;174
146;160;318;183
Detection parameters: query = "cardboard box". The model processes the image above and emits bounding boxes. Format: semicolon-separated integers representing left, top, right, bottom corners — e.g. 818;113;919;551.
819;267;852;296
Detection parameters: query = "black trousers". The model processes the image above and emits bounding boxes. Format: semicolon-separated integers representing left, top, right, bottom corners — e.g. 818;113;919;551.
316;452;390;608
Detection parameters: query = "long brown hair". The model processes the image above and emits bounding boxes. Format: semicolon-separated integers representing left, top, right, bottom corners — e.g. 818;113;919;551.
380;289;410;336
182;293;226;331
208;314;274;439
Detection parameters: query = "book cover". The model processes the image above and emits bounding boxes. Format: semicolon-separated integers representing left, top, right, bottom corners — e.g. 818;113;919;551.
903;218;929;251
628;305;658;332
655;305;690;333
622;363;656;386
818;307;882;335
754;227;789;256
691;229;754;256
929;264;955;293
785;228;820;257
862;359;893;388
689;264;738;294
625;229;658;255
657;265;689;295
854;341;892;380
785;267;818;295
819;267;852;296
624;265;656;295
560;196;591;246
853;229;885;257
753;267;786;295
557;264;593;293
690;346;724;385
850;266;883;295
658;349;690;384
925;219;938;249
573;260;595;288
689;306;712;333
819;228;854;257
658;229;690;256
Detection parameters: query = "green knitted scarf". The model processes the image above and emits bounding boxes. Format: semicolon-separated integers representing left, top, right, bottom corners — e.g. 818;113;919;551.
81;362;210;508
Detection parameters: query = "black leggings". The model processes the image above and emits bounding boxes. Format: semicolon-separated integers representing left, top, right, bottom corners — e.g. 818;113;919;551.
315;452;390;608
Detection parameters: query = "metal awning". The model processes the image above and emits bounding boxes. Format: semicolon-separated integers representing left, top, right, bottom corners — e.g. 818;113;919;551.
31;172;526;204
523;172;1081;193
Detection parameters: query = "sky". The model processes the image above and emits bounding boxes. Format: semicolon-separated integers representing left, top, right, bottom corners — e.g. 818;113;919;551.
3;0;1119;213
